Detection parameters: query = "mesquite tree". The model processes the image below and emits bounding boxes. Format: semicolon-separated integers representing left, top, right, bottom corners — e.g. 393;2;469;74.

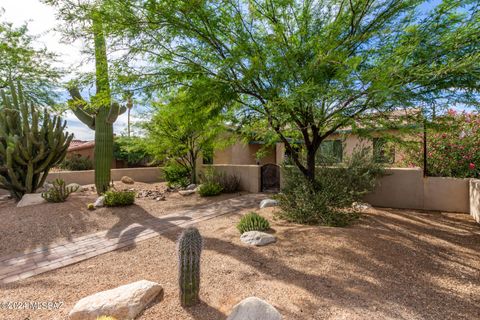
67;10;126;194
103;0;480;182
0;82;73;199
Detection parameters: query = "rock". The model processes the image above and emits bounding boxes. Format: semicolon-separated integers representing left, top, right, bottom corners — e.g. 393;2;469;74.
156;196;165;201
240;231;276;246
352;202;372;211
67;183;81;192
0;194;11;201
94;196;105;208
179;190;196;196
17;193;47;208
68;280;163;320
121;176;135;184
186;184;197;190
226;297;282;320
259;199;278;209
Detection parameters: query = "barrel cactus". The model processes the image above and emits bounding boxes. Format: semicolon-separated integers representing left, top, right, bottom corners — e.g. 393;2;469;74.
177;227;203;307
67;10;126;195
0;82;73;199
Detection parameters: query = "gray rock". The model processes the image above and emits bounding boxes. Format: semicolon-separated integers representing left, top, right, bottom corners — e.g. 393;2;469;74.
68;280;163;320
66;183;81;192
94;196;105;208
352;202;372;211
179;190;196;196
186;184;197;190
226;297;282;320
121;176;135;184
260;199;278;209
240;231;276;246
0;195;11;201
17;193;47;208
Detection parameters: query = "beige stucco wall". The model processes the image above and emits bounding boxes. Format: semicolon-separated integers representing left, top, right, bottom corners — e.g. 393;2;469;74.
45;167;164;185
364;168;470;213
214;142;276;165
470;179;480;223
201;164;261;193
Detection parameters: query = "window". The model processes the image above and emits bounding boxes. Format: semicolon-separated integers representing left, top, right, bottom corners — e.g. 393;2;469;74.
317;140;343;163
373;138;395;164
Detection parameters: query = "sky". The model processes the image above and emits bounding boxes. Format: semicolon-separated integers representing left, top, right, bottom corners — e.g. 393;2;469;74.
1;0;139;140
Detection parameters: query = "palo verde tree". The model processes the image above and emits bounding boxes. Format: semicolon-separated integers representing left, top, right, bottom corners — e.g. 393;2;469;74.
104;0;479;182
45;0;128;194
0;12;61;105
144;82;227;184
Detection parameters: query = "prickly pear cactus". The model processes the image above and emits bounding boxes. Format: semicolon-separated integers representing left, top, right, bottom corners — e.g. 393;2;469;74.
177;227;203;307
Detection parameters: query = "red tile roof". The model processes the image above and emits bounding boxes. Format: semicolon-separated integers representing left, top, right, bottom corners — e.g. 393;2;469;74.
68;140;95;151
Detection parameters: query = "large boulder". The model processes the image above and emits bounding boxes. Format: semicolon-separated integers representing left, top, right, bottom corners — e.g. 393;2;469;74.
240;231;276;246
179;190;196;196
227;297;282;320
259;199;278;209
68;280;163;320
121;176;135;185
17;193;47;208
186;184;197;190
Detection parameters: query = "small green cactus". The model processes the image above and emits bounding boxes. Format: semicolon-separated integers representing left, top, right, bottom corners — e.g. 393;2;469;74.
177;227;203;307
41;179;79;203
87;203;95;210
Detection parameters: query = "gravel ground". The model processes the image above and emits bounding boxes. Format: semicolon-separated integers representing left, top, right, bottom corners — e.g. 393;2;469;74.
1;202;479;320
0;182;244;256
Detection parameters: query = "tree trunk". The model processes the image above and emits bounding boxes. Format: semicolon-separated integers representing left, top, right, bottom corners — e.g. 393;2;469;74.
306;147;316;182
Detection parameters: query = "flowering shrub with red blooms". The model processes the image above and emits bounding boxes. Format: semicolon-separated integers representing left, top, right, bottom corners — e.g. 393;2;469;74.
402;109;480;178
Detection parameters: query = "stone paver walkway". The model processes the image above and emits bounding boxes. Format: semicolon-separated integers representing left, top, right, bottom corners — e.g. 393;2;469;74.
0;194;263;285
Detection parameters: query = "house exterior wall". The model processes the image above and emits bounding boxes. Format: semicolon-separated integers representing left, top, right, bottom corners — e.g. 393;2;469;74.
470;179;480;223
213;142;276;165
67;147;94;160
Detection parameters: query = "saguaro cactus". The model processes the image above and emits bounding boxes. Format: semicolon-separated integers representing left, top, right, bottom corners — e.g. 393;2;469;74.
67;11;126;194
0;82;73;199
177;227;203;307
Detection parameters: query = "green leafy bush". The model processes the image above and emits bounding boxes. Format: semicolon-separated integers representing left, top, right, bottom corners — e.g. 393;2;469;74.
198;181;223;197
237;212;270;234
214;172;240;193
41;179;79;203
104;190;136;207
164;162;191;188
59;155;93;171
276;148;385;227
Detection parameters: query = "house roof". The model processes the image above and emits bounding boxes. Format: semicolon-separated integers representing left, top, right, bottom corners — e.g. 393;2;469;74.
68;140;95;151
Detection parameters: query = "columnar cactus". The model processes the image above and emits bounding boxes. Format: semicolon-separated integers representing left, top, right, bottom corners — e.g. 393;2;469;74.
0;82;73;199
177;227;203;307
67;11;126;194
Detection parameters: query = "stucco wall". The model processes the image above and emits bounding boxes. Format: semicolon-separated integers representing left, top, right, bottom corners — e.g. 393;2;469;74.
201;164;261;193
214;142;276;165
470;179;480;223
364;168;470;213
45;167;164;185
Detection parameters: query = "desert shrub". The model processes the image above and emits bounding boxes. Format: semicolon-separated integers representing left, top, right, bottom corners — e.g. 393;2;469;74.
164;162;191;188
237;212;270;234
104;190;136;207
276;148;385;226
41;179;79;203
198;181;223;197
214;172;241;193
59;155;93;171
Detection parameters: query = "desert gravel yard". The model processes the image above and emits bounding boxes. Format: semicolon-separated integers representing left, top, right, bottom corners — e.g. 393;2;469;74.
0;198;479;320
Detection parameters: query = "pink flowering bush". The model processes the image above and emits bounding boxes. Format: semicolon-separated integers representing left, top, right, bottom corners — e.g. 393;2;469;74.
403;110;480;178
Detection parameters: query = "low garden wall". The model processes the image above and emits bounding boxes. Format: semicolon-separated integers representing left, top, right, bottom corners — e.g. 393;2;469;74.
200;164;261;193
46;167;164;185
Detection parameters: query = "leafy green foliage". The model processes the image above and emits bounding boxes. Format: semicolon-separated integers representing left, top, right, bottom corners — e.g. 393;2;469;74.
164;162;191;188
0;82;73;199
113;136;155;167
198;181;223;197
236;212;270;234
0;16;61;105
102;0;480;182
104;190;136;207
276;148;385;226
402;110;480;178
41;179;78;203
59;155;93;171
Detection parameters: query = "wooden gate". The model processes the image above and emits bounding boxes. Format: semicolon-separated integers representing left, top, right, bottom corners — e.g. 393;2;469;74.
261;164;280;192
